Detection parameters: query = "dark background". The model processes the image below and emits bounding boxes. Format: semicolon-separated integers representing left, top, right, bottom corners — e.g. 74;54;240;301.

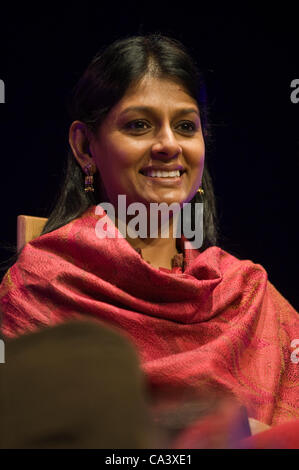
0;4;298;310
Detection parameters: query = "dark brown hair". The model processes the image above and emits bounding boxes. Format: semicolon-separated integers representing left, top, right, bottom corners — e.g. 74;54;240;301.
0;32;219;282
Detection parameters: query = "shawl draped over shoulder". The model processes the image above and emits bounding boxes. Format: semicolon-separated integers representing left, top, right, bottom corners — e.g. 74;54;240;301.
0;204;298;426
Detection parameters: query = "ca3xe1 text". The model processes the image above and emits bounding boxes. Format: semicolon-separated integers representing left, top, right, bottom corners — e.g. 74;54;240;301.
105;454;191;466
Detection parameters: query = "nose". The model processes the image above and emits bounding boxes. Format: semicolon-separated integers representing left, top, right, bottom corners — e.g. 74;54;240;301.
151;125;182;159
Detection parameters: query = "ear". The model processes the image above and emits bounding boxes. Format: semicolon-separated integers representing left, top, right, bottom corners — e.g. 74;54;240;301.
68;120;97;173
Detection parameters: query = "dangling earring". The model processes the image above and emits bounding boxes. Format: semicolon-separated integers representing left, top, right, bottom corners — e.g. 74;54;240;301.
196;187;204;203
84;163;95;192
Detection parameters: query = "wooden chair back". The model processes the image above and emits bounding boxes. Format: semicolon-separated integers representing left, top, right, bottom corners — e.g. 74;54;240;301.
17;215;48;251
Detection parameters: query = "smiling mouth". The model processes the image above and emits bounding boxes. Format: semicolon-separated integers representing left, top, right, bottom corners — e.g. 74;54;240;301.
139;170;186;186
139;169;185;178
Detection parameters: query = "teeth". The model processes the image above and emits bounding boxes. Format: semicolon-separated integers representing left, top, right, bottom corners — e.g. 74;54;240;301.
145;170;181;178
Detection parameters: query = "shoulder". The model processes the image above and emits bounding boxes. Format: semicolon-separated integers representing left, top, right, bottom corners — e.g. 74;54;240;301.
12;206;97;274
200;245;269;280
206;246;298;315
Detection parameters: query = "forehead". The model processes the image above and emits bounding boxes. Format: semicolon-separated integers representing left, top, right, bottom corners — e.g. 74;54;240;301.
127;75;193;96
114;76;198;114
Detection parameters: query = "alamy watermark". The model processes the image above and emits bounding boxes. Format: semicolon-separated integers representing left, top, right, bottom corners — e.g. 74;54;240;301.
0;339;4;363
94;195;204;249
0;79;4;103
290;79;299;103
290;339;299;364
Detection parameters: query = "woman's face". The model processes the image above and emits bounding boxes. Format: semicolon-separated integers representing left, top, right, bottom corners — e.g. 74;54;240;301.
89;75;205;209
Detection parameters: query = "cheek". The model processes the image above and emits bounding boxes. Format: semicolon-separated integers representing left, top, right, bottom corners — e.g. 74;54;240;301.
102;139;140;173
95;153;137;193
190;150;205;173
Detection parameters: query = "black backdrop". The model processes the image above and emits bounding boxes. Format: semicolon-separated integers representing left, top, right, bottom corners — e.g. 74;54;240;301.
0;5;298;311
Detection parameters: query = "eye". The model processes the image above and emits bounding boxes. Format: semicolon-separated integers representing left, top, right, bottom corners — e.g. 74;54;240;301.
124;120;150;131
124;119;197;134
177;121;197;133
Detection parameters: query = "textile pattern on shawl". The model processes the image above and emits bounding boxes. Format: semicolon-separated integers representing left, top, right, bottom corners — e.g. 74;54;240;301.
0;204;298;426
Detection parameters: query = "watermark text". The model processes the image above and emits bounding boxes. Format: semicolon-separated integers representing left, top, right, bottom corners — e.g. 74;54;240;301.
290;79;299;103
94;195;204;249
290;339;299;364
0;339;5;363
0;79;5;103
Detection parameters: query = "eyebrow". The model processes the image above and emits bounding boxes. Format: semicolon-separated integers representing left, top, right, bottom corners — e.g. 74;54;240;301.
119;105;200;117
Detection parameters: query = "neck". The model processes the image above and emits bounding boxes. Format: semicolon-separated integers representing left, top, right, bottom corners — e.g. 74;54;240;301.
115;212;180;270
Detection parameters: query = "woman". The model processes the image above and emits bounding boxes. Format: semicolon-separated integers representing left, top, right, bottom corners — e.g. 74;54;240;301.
0;33;298;440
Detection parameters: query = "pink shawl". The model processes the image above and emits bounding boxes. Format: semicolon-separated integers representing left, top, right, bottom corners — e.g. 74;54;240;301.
1;204;298;425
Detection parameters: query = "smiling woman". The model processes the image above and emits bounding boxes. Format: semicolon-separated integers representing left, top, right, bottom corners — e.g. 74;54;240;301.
68;73;206;267
69;76;205;207
39;33;217;251
0;32;299;449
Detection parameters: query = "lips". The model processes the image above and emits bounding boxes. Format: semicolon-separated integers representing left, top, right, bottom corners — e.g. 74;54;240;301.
139;170;185;187
139;165;185;176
